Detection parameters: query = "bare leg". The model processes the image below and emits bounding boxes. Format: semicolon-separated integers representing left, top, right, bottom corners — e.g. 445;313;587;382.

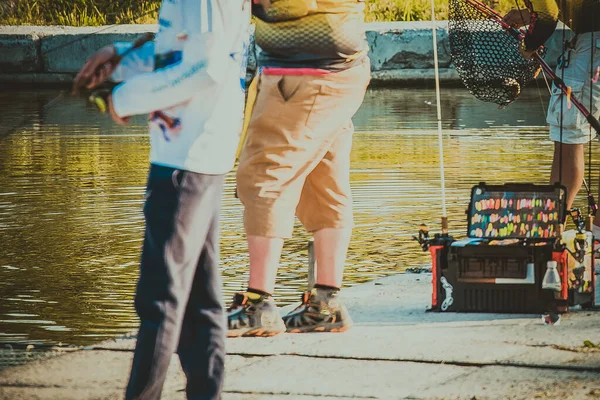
247;235;284;294
313;227;352;288
550;142;584;210
283;227;354;333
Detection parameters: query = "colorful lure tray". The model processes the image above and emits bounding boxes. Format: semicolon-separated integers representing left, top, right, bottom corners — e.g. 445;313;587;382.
466;182;567;240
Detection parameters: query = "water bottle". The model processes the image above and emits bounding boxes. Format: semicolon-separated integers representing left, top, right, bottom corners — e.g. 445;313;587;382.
542;260;562;292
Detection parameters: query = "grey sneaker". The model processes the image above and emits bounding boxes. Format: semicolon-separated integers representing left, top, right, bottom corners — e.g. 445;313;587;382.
227;292;286;337
283;288;353;333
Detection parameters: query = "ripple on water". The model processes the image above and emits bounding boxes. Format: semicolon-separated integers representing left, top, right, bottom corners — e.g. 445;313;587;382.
2;87;597;346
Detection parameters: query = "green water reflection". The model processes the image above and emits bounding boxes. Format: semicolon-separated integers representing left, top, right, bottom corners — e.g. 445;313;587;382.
1;87;598;346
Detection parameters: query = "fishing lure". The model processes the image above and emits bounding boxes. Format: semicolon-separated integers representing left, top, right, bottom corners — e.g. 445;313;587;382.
89;90;110;113
88;90;179;136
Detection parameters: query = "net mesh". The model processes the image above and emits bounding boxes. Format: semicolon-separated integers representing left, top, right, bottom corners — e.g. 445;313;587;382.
448;0;541;107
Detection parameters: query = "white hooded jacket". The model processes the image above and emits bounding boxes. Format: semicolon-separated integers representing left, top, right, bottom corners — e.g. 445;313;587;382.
110;0;251;174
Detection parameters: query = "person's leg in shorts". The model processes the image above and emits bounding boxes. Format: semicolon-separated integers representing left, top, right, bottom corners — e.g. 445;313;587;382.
283;120;357;333
228;59;371;336
125;165;226;399
547;32;600;229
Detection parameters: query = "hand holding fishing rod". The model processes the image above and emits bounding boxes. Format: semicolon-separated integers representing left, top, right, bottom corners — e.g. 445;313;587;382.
71;32;179;127
502;8;531;28
501;8;537;59
72;32;154;95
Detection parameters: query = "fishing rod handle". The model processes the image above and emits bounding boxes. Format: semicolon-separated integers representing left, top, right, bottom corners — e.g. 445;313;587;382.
89;89;178;131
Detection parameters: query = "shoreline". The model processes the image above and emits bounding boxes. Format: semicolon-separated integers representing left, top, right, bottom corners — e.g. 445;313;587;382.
0;21;570;87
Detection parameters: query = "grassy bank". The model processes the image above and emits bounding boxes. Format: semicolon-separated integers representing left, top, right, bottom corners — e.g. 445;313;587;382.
0;0;520;26
0;0;159;26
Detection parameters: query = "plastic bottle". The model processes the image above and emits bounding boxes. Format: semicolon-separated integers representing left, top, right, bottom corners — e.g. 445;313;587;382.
542;260;562;291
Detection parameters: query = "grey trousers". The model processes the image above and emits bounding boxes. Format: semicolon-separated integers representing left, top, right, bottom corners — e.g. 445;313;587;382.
125;164;226;400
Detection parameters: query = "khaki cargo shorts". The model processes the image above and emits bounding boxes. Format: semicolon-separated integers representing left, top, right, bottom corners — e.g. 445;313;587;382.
547;32;600;144
236;58;371;238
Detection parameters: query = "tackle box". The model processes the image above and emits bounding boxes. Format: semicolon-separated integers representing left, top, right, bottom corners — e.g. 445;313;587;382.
429;182;595;313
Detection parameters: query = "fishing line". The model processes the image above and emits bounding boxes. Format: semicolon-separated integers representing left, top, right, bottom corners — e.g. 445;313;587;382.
540;65;552;94
0;4;160;138
537;68;551;115
23;5;160;63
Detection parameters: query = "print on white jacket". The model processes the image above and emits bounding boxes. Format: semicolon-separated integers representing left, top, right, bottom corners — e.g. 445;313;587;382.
110;0;251;174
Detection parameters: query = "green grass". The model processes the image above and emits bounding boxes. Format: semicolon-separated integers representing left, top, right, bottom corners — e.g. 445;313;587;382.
0;0;160;26
364;0;519;22
0;0;522;26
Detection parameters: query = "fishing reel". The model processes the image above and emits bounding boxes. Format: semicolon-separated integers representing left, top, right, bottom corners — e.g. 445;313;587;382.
569;207;586;233
413;224;431;251
86;89;179;131
413;223;454;252
566;207;588;264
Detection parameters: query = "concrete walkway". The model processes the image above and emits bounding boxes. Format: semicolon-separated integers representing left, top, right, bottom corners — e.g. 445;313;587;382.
1;273;600;400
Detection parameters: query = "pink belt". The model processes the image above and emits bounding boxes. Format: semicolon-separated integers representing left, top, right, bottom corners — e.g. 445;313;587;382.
261;67;331;76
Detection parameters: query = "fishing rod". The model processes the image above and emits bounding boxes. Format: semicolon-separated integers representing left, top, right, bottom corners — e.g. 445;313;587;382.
14;5;160;71
430;0;448;234
1;6;160;138
72;32;155;95
464;0;600;135
81;32;179;129
1;33;156;139
413;0;452;250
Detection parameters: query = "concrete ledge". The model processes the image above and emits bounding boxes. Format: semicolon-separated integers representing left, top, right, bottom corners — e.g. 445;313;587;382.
0;71;465;88
0;32;41;73
366;21;451;71
0;22;571;86
0;72;74;85
370;67;460;86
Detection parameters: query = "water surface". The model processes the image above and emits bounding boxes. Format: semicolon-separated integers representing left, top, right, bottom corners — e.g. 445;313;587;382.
1;86;597;346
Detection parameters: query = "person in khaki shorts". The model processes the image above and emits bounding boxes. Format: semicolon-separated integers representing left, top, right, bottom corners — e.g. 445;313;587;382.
227;0;371;336
504;0;600;230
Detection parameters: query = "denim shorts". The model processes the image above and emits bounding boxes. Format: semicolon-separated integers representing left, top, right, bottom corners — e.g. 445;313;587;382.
547;32;600;144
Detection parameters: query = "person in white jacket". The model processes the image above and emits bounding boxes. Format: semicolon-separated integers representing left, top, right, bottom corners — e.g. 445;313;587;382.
73;0;250;398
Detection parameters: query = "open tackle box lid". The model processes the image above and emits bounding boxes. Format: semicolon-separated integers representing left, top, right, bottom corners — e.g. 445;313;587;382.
466;182;567;241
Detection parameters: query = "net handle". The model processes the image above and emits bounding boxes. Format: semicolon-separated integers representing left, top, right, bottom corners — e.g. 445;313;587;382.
463;0;600;134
